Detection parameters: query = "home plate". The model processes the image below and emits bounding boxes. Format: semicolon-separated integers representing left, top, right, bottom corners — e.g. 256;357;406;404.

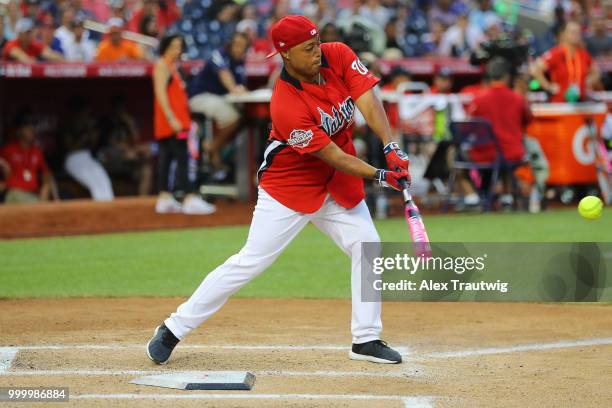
130;371;256;390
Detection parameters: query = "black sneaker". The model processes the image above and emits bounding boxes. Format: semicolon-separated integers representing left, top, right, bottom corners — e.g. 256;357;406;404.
146;323;179;365
349;340;402;364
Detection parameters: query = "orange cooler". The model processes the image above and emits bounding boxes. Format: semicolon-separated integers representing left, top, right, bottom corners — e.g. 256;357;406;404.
526;103;607;185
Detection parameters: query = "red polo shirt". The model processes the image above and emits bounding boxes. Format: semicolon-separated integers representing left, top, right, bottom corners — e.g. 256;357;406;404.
541;45;592;103
468;82;532;163
259;42;379;213
0;141;49;193
2;39;45;60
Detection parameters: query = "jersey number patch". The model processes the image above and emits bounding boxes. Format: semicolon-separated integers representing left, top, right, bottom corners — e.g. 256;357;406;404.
288;129;314;148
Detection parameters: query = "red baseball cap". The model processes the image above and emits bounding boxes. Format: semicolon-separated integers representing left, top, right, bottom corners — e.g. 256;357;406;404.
266;15;319;59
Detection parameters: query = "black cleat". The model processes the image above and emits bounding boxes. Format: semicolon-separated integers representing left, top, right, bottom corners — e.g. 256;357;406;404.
349;340;402;364
146;323;179;365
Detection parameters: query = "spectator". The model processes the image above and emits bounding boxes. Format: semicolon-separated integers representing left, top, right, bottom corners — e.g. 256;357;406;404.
468;0;497;32
585;15;612;57
481;14;503;43
380;66;412;136
0;117;58;204
35;20;63;55
2;18;64;62
304;0;336;26
62;17;96;62
153;34;216;214
236;19;273;59
4;0;22;41
384;17;403;52
430;66;454;93
400;4;430;56
421;18;446;55
188;32;249;173
95;18;144;62
429;0;468;28
22;0;43;23
128;0;180;37
62;97;114;201
54;7;76;50
320;22;341;44
98;95;153;196
0;16;6;52
531;21;600;102
359;0;391;29
468;58;532;207
139;14;159;38
439;12;482;57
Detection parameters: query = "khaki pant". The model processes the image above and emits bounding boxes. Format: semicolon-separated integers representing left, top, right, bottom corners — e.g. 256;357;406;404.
189;93;240;128
4;188;40;204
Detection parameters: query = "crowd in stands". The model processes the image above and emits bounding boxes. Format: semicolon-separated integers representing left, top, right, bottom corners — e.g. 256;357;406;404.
1;0;611;63
0;0;611;211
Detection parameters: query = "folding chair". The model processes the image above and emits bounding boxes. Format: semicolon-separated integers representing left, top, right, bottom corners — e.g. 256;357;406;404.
445;119;502;212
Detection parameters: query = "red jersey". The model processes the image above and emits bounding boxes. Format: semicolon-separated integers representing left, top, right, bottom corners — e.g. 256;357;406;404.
2;39;44;60
0;141;49;193
541;45;592;103
154;61;191;140
468;82;532;163
259;42;379;213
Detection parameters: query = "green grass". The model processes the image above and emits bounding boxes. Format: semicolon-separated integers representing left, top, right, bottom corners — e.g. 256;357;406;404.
1;209;610;299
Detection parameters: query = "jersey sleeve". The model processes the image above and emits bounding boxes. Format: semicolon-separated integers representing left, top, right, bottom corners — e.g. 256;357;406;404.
271;98;331;155
324;42;380;101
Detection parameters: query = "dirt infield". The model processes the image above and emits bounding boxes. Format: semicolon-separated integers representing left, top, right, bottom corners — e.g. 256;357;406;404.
0;198;254;239
1;298;611;407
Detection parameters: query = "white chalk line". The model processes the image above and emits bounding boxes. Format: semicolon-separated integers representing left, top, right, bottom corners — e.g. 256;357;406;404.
2;369;416;378
0;347;18;374
8;337;612;359
71;392;435;406
3;337;611;380
418;337;612;360
13;344;410;354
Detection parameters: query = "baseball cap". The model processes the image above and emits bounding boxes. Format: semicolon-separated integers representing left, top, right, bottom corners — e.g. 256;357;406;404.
16;18;35;34
266;15;319;59
107;17;125;32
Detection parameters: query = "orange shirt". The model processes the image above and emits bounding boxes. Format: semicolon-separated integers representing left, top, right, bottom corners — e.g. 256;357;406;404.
541;45;592;103
153;60;191;140
95;39;143;62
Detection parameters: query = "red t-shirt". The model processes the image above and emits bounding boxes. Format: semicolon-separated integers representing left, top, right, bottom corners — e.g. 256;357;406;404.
468;83;532;163
2;39;45;61
259;42;379;213
0;141;49;193
541;45;592;103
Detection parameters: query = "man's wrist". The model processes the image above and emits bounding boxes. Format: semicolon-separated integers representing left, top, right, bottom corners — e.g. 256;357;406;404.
373;168;385;181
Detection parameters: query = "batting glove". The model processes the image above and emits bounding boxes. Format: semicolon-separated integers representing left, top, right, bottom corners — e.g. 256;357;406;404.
374;168;409;191
383;142;410;172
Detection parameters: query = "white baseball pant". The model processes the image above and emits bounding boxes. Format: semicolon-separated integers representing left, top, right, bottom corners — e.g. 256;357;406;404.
64;150;114;201
165;187;382;344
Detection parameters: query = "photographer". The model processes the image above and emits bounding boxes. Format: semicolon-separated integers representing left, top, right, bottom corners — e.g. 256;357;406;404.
469;19;530;85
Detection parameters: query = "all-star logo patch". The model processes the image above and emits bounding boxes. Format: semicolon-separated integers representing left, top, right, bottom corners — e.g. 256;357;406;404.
288;129;314;148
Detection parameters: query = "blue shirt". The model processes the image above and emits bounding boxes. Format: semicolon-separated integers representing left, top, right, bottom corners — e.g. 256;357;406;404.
188;49;246;97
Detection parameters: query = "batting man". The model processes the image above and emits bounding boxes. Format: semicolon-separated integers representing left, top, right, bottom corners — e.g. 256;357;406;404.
147;15;411;364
